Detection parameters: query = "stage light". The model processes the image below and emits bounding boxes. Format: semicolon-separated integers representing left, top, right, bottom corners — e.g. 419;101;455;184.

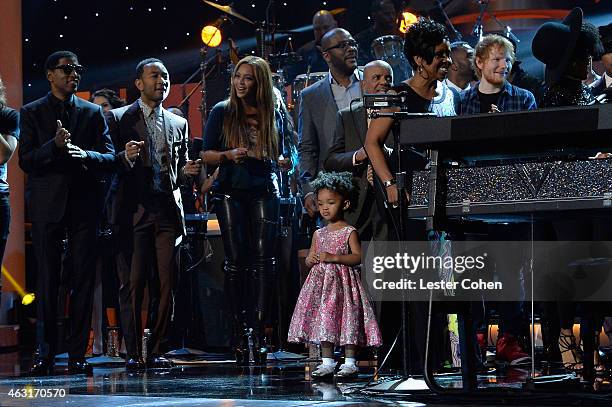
201;25;222;48
22;293;35;306
399;11;418;34
1;266;35;306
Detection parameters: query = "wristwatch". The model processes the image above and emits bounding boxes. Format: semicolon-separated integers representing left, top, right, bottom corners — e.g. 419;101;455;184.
383;179;395;187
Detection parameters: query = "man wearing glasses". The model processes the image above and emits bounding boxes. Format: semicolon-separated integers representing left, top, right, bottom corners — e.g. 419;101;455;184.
19;50;115;376
298;28;361;217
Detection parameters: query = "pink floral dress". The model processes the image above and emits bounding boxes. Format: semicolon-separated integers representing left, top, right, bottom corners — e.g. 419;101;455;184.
287;225;382;347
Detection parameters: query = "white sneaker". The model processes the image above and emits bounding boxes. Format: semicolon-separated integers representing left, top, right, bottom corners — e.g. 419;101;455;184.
311;362;336;378
334;363;358;378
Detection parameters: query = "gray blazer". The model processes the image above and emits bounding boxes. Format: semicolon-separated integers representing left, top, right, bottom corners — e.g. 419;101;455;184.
324;103;387;241
297;73;338;193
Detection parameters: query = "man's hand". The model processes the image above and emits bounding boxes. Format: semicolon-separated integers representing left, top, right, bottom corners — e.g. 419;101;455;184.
304;192;318;217
54;120;71;148
489;104;501;113
66;143;87;159
355;147;367;164
184;158;202;176
591;152;612;160
278;154;292;171
125;140;144;161
200;167;219;194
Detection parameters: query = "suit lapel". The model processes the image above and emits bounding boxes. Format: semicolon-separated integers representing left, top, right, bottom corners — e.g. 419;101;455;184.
322;73;338;114
162;109;174;167
163;109;173;146
127;102;150;164
355;105;368;142
69;97;81;135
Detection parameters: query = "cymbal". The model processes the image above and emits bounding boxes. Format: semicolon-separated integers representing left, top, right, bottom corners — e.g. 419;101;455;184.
203;0;254;25
330;8;347;15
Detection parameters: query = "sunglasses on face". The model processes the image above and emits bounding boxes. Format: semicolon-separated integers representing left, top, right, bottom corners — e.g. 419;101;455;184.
323;39;358;52
52;64;84;75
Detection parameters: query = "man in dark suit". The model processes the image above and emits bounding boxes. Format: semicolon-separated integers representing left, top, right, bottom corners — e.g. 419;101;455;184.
19;50;115;375
105;58;201;370
298;28;361;216
324;60;392;241
590;23;612;98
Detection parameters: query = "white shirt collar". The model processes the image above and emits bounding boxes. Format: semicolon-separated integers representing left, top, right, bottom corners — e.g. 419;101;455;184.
604;72;612;88
138;98;162;118
445;78;470;92
328;69;361;87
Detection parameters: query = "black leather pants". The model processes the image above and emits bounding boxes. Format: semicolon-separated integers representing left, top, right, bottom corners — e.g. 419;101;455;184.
215;190;280;344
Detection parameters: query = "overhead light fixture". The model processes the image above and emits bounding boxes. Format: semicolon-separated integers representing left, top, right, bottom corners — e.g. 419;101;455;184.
400;11;419;34
201;25;222;48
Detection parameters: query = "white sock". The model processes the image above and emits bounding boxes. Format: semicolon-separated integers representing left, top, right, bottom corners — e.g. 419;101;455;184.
345;357;357;366
322;357;336;366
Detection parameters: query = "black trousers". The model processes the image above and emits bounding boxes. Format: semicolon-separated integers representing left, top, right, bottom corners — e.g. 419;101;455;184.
117;198;179;358
32;214;97;361
215;189;279;340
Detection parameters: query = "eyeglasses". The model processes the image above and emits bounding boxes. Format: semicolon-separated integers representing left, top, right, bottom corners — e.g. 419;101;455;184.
51;64;84;75
323;39;358;52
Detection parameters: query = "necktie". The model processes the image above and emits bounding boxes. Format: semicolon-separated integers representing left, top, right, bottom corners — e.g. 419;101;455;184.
59;101;71;131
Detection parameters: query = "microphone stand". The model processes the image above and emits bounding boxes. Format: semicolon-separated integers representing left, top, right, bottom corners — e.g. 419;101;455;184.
365;111;436;390
471;0;489;42
435;0;462;42
166;44;215;360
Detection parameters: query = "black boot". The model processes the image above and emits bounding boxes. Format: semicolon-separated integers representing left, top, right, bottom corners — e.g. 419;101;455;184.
225;260;250;365
249;312;268;366
251;257;276;365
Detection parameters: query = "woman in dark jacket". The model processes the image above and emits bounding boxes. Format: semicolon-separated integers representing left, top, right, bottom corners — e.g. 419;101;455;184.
202;56;295;364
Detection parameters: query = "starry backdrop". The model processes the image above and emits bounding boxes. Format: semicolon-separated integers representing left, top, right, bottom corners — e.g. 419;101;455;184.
22;0;369;102
22;0;612;106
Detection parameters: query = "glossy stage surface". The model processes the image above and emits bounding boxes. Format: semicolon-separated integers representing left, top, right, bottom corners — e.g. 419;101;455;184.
1;352;612;406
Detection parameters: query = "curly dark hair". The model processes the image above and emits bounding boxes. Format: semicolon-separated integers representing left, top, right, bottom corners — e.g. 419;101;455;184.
575;21;604;59
310;171;359;213
404;18;449;69
90;88;126;109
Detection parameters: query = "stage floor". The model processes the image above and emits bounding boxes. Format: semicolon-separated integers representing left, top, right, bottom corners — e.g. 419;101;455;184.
0;352;612;406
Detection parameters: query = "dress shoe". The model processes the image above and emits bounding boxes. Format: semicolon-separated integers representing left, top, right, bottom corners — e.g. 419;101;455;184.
125;357;145;371
254;345;268;366
234;347;250;366
28;358;54;376
68;360;93;375
146;355;174;369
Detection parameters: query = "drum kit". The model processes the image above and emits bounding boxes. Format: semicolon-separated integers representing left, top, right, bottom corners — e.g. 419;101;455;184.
202;1;410;114
201;0;528;112
371;35;412;85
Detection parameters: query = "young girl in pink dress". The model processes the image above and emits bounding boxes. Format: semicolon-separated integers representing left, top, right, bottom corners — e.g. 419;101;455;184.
287;172;382;378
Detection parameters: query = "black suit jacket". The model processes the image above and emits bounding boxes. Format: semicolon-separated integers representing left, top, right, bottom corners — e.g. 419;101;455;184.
324;103;386;240
105;101;190;237
19;93;115;223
